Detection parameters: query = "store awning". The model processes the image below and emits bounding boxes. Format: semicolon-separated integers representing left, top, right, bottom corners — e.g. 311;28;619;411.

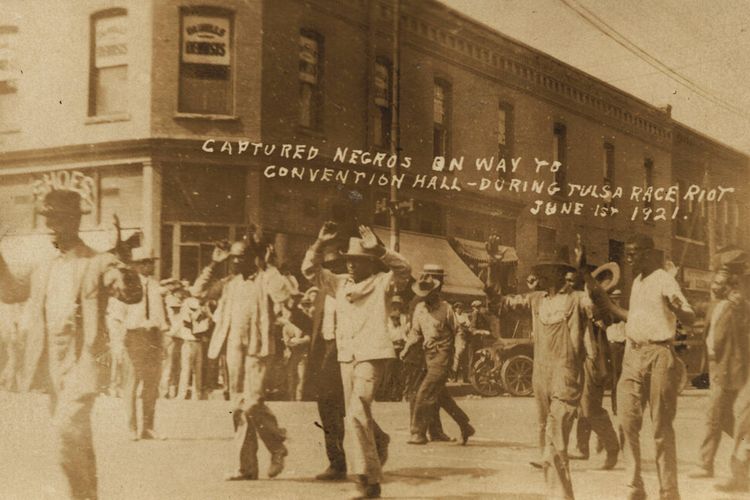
450;236;518;264
373;227;486;297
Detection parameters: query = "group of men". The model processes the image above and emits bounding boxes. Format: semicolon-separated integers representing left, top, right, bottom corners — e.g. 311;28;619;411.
2;183;749;500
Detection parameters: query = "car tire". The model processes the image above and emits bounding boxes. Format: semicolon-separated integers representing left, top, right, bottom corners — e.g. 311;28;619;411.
468;349;503;397
501;354;534;397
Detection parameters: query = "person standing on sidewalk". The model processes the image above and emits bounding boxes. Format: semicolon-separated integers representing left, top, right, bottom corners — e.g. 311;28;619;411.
302;222;411;499
400;269;475;446
109;247;170;441
688;268;749;479
601;234;695;500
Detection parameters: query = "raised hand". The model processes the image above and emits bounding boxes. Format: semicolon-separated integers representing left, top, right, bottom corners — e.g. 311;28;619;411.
211;242;231;263
485;234;502;261
317;221;338;242
358;225;379;250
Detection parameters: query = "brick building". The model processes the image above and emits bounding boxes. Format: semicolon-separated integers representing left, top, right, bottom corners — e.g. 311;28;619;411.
1;0;747;297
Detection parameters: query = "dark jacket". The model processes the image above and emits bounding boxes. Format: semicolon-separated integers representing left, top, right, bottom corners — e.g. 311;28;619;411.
708;293;750;390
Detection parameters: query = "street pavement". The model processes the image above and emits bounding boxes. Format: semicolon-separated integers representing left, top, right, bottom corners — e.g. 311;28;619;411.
0;389;747;499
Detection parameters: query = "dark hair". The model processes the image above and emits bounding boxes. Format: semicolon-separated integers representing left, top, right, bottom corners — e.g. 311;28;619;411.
626;233;655;250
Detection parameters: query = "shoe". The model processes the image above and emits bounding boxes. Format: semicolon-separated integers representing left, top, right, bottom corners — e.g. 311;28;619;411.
140;429;166;440
529;461;543;469
407;434;428;445
460;424;475;445
375;432;390;466
602;449;618;470
687;466;714;479
315;467;347;481
268;446;288;478
429;432;456;442
352;476;381;499
224;472;258;481
714;477;749;493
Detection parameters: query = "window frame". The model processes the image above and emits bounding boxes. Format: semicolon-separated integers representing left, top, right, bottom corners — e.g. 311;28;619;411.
552;122;567;191
433;78;451;158
88;8;129;118
0;25;20;132
498;101;514;180
372;56;392;149
298;28;324;132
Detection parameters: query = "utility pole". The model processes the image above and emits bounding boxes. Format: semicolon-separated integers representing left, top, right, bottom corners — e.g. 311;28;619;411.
389;0;401;251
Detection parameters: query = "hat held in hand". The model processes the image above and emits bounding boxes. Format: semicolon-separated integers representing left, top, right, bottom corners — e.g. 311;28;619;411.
412;273;441;297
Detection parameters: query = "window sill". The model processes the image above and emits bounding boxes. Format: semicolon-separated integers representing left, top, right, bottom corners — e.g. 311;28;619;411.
0;127;20;135
296;125;325;139
675;235;706;246
85;113;131;125
174;113;239;122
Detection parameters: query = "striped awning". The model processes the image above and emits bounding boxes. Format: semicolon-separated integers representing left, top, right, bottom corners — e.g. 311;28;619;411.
450;237;518;265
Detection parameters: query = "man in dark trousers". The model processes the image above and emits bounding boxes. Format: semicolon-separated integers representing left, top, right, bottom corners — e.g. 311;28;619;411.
0;188;142;499
301;252;348;480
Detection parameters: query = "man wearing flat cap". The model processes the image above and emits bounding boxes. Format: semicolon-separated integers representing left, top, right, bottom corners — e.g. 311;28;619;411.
0;187;142;499
108;247;169;440
302;222;411;499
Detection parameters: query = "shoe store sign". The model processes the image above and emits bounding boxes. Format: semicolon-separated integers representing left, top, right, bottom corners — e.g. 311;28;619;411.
31;170;97;212
182;15;230;66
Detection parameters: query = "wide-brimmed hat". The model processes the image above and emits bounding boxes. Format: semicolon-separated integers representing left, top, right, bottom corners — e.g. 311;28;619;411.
132;247;158;262
412;274;441;297
36;190;91;217
471;300;483;308
532;244;575;274
340;237;381;260
591;262;621;292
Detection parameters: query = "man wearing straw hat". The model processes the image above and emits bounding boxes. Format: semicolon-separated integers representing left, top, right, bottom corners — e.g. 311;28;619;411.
401;267;475;446
0;186;142;499
302;221;411;499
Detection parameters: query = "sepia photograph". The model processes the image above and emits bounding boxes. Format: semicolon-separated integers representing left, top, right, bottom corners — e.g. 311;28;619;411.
0;0;749;498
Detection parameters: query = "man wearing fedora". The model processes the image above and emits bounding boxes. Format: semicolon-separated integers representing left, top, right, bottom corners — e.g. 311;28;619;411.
0;188;142;499
598;234;695;500
485;235;600;500
109;247;169;440
302;222;411;499
401;268;475;446
192;236;292;480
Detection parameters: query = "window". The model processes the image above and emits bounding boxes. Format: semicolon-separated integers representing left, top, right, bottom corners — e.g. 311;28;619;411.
603;143;615;186
299;30;323;130
553;123;567;189
643;158;654;210
373;58;391;148
0;26;19;130
498;102;513;180
433;80;450;157
179;7;233;115
537;226;557;256
89;10;128;116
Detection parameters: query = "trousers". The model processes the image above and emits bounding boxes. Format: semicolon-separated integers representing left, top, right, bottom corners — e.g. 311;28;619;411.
232;355;286;477
52;392;98;499
316;339;346;471
178;339;204;399
340;359;387;483
123;328;162;433
576;357;620;455
617;342;680;500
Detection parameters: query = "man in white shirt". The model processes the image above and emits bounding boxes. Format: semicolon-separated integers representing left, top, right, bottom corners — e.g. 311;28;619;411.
604;234;695;500
110;247;170;441
302;222;411;500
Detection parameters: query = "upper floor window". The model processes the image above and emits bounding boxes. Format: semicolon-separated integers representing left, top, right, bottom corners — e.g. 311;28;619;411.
372;58;391;148
433;80;451;157
553;123;567;189
179;7;233;115
0;26;19;130
603;143;615;186
643;158;654;211
498;102;513;180
299;30;323;130
89;10;128;116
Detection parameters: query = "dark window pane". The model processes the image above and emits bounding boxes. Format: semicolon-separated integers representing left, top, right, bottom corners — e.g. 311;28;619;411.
179;245;199;283
161;224;173;278
181;225;230;243
179;63;231;114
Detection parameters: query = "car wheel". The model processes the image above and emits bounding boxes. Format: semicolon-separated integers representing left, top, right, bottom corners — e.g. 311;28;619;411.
469;349;503;397
501;354;534;397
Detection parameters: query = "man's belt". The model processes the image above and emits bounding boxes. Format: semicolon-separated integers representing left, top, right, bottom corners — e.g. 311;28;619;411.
627;338;671;350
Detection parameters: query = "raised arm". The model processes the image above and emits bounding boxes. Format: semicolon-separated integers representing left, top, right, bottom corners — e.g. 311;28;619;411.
190;244;231;300
101;253;143;305
301;222;341;297
358;225;411;288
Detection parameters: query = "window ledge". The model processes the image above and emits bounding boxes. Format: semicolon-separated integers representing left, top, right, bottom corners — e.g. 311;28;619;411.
0;127;20;135
295;125;326;139
174;113;238;122
85;113;131;125
675;235;706;246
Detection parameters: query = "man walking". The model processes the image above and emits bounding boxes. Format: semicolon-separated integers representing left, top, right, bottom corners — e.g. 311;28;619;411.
302;222;410;499
110;247;169;440
401;270;474;446
602;234;695;500
193;238;292;481
0;189;142;499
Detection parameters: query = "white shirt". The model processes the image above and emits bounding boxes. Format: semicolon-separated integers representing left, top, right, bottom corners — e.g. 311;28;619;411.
321;295;337;341
626;269;690;343
45;256;79;337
